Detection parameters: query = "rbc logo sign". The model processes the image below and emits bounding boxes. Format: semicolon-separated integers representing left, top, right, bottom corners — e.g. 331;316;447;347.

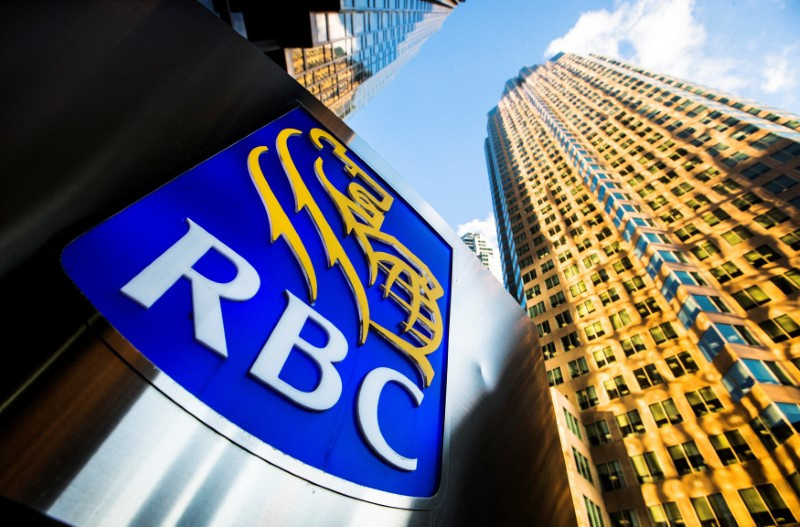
61;108;452;498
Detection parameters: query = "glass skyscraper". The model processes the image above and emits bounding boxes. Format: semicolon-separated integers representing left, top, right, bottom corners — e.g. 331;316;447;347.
486;53;800;527
203;0;461;119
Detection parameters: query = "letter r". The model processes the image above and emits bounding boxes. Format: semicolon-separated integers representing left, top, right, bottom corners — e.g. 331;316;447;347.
120;218;260;357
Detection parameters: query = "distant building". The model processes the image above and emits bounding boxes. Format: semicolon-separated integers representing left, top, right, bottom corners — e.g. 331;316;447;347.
486;52;800;527
461;232;502;281
201;0;462;119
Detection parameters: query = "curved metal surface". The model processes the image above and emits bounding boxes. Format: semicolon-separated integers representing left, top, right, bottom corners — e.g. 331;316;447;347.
0;1;575;524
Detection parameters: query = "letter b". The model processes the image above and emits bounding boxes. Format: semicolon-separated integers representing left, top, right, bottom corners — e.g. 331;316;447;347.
249;290;347;411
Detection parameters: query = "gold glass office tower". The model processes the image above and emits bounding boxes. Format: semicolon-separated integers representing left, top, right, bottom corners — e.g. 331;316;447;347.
486;53;800;527
203;0;461;119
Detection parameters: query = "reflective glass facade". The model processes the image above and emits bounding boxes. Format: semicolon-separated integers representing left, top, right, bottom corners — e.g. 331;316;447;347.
486;53;800;527
203;0;459;119
288;1;454;118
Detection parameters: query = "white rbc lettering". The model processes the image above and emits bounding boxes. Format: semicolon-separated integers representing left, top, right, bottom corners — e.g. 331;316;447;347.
121;218;260;357
249;290;347;411
122;222;422;471
357;367;423;471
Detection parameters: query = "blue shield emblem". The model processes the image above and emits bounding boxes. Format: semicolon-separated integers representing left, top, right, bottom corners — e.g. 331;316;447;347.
61;107;452;498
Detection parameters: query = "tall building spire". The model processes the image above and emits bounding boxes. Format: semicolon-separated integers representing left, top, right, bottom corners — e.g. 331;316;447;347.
486;52;800;527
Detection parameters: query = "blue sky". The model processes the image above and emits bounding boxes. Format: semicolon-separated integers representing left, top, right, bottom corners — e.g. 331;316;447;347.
347;0;800;249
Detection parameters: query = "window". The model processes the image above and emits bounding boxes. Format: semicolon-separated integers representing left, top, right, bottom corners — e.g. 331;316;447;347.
542;341;557;360
547;366;563;386
550;291;567;308
732;285;770;310
648;502;683;527
609;309;633;329
721;226;754;245
584;496;605;527
616;409;645;437
701;208;731;226
649;323;678;344
732;191;763;211
569;280;588;297
536;321;551;337
540;259;555;273
751;403;800;450
555;310;573;327
770;268;800;294
634;364;664;389
594;346;616;368
665;352;699;377
722;151;749;167
707;141;729;157
591;269;610;285
583;253;601;269
675;223;700;241
564;408;582;439
691;241;720;261
545;275;561;289
764;174;798;194
623;276;646;294
564;263;580;278
747;358;796;386
633;297;661;318
738;484;796;526
597;460;626;491
744;244;784;268
671;182;694;196
667;440;706;475
612;257;633;274
609;510;640;527
605;375;631;399
781;228;800;250
573;448;594;483
755;208;790;229
686;195;711;210
710;261;743;283
528;300;546;318
621;334;647;356
709;429;755;465
525;285;541;299
660;209;684;224
691;494;737;527
711;178;741;195
586;419;612;446
741;161;771;180
585;321;606;341
569;357;590;379
603;242;622;256
599;288;621;306
561;331;580;352
685;387;723;416
577;386;599;410
758;314;800;342
649;399;683;428
631;452;664;483
577;299;597;318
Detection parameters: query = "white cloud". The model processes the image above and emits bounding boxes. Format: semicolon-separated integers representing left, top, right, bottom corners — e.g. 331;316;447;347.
457;214;498;251
762;45;800;94
457;214;504;282
545;0;751;95
545;8;623;59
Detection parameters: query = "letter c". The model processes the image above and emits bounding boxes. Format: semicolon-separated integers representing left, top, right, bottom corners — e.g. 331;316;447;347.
357;367;424;472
